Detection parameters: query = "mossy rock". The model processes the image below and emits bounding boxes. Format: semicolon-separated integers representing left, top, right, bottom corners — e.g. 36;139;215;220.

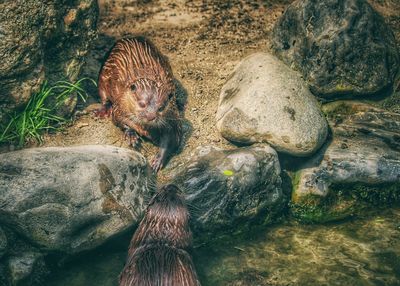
291;102;400;223
291;182;400;223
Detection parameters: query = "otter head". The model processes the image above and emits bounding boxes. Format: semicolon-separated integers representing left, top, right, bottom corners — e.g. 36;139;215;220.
149;184;186;214
132;184;191;248
128;78;174;126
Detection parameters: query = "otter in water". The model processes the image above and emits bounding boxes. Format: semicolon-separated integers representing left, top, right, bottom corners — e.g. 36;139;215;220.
97;37;182;171
119;184;200;286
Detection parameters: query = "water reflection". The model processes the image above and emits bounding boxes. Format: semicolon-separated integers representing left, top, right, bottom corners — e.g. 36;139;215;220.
46;208;400;286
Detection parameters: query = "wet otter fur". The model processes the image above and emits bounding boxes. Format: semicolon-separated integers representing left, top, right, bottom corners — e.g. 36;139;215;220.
97;37;182;172
119;184;200;286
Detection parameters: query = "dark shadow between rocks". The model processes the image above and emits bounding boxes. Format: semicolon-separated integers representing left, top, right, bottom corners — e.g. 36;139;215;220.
174;78;193;155
311;83;396;103
278;127;334;172
77;33;117;110
43;224;137;286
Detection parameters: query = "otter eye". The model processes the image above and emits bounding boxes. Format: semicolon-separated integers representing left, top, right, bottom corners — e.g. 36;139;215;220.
130;84;136;91
158;104;166;112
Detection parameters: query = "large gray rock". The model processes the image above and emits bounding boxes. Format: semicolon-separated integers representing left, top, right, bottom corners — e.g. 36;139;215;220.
271;0;399;98
0;0;98;121
0;145;154;253
216;52;328;156
168;144;285;237
292;102;400;222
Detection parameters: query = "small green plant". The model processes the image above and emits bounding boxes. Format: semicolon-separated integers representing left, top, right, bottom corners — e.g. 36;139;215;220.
0;78;96;147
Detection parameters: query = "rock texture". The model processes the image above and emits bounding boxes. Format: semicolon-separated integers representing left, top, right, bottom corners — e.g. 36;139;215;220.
292;102;400;222
168;144;284;236
0;0;99;121
271;0;399;98
216;52;328;156
0;145;154;253
8;252;47;286
0;227;7;259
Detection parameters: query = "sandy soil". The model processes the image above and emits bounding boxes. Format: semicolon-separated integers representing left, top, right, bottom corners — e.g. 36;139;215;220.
29;0;400;179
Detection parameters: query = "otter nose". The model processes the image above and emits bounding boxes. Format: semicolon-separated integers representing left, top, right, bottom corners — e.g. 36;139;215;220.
146;113;157;121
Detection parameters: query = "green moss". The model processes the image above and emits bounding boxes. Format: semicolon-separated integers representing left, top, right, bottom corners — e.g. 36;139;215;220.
291;182;400;223
322;101;354;120
291;171;301;193
335;83;353;93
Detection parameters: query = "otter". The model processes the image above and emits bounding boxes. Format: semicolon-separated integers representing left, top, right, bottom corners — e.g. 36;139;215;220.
97;37;182;172
119;184;200;286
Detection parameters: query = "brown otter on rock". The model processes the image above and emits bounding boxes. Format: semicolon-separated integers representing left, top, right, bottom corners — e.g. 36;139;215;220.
97;37;182;171
119;184;201;286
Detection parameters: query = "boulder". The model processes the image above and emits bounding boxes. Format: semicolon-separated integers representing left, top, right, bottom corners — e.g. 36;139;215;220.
271;0;399;98
0;145;154;253
0;0;99;121
168;144;285;237
292;102;400;222
216;52;328;156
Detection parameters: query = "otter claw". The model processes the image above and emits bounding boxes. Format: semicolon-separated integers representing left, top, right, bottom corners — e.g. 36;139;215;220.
93;103;112;118
124;130;141;149
151;153;164;173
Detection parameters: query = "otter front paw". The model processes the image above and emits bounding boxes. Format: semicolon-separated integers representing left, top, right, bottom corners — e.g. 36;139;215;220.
151;151;166;172
93;103;112;118
124;130;141;150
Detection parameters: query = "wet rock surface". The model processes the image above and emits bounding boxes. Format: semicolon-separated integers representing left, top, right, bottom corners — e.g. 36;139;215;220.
0;0;98;121
292;102;400;222
168;144;285;237
8;252;47;286
0;227;7;259
271;0;399;98
216;52;328;156
0;145;154;253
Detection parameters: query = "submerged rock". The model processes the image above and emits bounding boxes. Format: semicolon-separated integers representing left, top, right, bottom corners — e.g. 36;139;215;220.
216;52;328;156
0;145;154;253
0;227;7;259
168;144;284;237
292;102;400;222
271;0;399;98
0;0;99;121
8;252;47;286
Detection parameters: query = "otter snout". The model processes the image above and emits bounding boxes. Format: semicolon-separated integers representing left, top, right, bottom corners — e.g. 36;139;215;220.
145;112;157;121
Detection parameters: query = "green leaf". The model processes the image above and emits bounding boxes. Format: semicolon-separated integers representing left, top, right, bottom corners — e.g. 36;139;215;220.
223;170;234;176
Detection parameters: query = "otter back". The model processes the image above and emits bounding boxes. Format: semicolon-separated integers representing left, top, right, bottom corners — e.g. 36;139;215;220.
119;184;200;286
120;244;200;286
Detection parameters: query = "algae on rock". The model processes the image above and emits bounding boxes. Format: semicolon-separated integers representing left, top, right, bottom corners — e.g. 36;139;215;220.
291;102;400;222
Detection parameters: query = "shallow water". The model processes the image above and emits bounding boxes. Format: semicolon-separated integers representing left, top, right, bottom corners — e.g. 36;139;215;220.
45;208;400;286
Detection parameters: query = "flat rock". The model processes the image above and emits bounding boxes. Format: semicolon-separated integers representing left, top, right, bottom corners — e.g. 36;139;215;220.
292;102;400;222
168;144;285;237
271;0;399;98
0;145;154;253
216;52;328;156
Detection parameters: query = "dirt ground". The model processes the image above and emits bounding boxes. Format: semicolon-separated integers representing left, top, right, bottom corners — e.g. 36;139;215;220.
34;0;400;180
